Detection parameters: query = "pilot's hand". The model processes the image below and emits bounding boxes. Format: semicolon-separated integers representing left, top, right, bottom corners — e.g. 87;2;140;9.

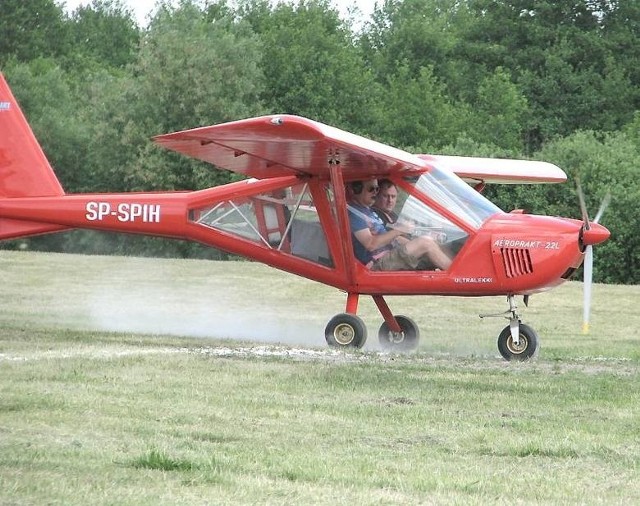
389;220;415;236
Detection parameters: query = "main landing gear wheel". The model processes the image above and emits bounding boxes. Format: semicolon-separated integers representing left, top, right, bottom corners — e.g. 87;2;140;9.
497;323;539;361
325;313;367;349
378;315;420;352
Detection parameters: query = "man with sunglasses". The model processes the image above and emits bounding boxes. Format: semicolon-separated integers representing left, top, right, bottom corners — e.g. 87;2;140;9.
346;180;451;271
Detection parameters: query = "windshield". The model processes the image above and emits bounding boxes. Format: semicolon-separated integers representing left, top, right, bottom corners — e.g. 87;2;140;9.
408;166;503;229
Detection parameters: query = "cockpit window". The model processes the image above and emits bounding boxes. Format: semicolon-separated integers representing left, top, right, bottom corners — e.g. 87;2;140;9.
189;182;333;267
390;179;468;259
409;166;503;229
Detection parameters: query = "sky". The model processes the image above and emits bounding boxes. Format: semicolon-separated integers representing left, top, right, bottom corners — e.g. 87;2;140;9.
61;0;376;27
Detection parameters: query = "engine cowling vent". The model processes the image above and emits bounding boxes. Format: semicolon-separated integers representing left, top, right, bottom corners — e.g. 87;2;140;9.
501;248;533;278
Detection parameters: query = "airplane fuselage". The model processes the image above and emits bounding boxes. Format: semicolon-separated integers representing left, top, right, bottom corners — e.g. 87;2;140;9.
0;177;602;298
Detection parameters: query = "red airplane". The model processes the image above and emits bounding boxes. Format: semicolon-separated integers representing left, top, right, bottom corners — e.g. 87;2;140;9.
0;74;610;360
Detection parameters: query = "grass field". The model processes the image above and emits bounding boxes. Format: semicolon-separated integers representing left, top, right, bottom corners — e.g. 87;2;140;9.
1;250;639;504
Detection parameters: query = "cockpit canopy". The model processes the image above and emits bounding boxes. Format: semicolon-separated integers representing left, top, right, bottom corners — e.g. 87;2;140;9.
188;166;504;270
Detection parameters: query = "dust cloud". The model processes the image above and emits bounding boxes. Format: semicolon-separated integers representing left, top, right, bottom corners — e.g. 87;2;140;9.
85;284;329;348
75;257;386;351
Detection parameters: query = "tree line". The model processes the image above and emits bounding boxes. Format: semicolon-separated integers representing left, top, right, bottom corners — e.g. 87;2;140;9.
1;0;638;283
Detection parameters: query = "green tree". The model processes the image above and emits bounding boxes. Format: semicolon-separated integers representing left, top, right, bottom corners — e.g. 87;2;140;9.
362;1;640;152
371;63;462;150
360;0;466;83
0;0;70;66
240;0;381;133
79;0;265;192
455;0;639;150
360;1;534;152
67;0;141;70
471;67;530;152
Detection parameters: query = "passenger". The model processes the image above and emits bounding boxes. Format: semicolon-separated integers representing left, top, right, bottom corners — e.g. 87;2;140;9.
347;180;452;271
371;178;399;228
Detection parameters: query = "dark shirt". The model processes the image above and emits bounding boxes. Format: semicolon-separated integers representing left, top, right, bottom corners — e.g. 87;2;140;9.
371;206;398;228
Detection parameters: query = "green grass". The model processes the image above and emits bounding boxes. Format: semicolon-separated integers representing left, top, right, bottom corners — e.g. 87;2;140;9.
1;251;639;504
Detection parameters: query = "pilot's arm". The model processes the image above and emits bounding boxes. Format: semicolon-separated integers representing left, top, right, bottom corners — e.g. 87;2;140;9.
353;227;405;252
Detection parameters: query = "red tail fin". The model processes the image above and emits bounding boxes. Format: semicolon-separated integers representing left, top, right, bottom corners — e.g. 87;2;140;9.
0;73;68;239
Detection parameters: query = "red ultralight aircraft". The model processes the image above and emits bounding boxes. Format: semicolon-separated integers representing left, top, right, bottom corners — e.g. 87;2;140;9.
0;74;610;360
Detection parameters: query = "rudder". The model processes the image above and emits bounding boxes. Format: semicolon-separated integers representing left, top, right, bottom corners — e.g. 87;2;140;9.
0;73;64;197
0;73;68;240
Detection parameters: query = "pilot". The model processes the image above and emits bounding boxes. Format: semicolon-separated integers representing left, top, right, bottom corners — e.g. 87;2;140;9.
371;178;399;228
346;179;452;271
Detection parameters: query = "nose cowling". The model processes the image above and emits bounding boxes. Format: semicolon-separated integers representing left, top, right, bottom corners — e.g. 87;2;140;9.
581;222;610;247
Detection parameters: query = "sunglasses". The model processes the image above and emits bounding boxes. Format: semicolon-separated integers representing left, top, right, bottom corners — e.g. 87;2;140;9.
366;185;379;193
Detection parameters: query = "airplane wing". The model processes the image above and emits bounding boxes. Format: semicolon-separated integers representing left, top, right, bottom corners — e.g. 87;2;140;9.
419;155;567;185
155;114;566;184
154;115;430;179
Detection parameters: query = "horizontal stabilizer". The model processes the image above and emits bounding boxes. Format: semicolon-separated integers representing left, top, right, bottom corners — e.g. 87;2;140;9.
0;219;69;241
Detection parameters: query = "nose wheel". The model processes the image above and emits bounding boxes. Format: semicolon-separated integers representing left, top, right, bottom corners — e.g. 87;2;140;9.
481;295;541;361
497;323;539;361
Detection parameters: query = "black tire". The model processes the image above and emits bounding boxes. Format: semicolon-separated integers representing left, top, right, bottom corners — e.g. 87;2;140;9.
378;315;420;352
497;323;539;361
325;313;367;349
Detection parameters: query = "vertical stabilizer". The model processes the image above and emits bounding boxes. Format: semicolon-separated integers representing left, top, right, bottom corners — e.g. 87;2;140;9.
0;73;68;240
0;73;64;198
